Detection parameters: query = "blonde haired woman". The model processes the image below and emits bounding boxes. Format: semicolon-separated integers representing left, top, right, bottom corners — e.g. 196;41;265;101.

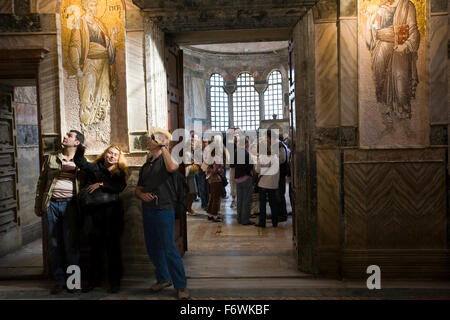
74;144;128;294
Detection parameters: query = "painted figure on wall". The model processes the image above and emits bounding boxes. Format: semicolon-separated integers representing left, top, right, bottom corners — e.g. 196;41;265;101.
67;0;119;128
363;0;420;124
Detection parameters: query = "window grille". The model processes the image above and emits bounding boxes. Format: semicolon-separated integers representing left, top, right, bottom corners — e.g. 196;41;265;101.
263;71;283;120
210;74;229;132
232;73;260;131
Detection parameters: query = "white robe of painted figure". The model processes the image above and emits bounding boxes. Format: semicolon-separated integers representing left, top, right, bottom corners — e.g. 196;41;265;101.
69;15;116;126
366;0;420;120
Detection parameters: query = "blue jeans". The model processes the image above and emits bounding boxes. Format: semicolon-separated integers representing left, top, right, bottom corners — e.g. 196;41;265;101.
236;176;253;224
46;199;80;285
142;208;187;289
258;188;279;227
196;171;209;209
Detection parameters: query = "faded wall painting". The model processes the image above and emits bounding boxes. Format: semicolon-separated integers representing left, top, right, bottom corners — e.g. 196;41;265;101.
359;0;428;147
61;0;125;151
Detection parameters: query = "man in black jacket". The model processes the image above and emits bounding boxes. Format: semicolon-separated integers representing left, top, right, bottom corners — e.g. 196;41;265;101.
267;131;290;222
233;135;254;225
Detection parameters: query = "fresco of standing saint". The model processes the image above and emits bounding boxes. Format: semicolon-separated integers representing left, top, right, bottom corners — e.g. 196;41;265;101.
363;0;420;124
67;0;119;128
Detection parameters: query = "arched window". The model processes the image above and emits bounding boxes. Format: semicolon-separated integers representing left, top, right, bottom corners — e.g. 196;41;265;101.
210;74;229;132
233;73;260;131
263;71;283;120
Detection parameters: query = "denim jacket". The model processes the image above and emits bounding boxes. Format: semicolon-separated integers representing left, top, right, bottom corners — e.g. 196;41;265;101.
34;150;84;212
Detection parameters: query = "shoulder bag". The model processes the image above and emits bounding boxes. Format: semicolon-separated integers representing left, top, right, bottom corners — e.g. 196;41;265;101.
78;186;118;207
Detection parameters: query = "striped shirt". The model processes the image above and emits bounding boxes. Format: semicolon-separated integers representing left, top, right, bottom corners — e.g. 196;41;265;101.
52;158;76;199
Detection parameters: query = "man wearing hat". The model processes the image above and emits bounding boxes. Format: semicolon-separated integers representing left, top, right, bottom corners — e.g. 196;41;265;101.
135;127;190;300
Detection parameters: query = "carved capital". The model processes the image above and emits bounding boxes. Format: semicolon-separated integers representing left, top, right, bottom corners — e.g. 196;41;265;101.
254;82;268;94
223;82;236;94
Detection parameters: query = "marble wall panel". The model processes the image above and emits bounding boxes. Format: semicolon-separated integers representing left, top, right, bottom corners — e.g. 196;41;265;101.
343;147;445;162
16;125;39;145
39;13;57;32
14;86;37;105
431;0;447;12
192;77;207;119
33;0;56;13
317;149;340;249
120;169;155;275
340;19;358;126
125;0;144;30
313;0;337;21
0;14;40;32
15;88;39;151
315;22;339;127
183;71;193;120
341;126;359;146
14;0;30;15
17;148;40;226
144;17;168;130
126;31;147;133
39;35;59;135
430;15;448;123
107;46;129;152
126;9;143;30
0;0;13;13
430;124;448;145
343;149;447;250
16;103;38;125
340;0;356;17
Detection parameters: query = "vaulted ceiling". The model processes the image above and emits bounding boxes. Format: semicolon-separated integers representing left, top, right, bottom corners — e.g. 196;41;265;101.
132;0;319;33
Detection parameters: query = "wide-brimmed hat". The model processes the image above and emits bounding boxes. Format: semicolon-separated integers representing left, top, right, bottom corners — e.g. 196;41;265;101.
149;127;172;145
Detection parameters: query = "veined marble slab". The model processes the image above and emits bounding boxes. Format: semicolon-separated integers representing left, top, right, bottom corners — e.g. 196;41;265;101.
429;15;448;123
0;0;13;14
315;22;339;127
126;31;147;132
340;19;358;126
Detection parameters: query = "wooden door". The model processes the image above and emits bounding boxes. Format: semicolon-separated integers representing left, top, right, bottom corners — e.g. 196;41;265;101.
165;42;187;255
288;39;297;251
0;85;20;256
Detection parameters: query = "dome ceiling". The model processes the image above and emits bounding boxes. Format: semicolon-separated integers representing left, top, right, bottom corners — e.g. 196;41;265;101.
187;41;289;54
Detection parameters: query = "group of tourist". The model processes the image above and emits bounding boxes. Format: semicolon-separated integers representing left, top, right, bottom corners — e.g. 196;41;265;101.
34;128;189;299
186;130;291;228
34;127;291;300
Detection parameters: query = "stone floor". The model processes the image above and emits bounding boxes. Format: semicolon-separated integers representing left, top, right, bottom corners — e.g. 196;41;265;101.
1;181;450;300
0;239;44;280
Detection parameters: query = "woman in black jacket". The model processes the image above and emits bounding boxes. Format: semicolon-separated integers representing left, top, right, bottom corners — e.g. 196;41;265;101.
75;145;129;293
